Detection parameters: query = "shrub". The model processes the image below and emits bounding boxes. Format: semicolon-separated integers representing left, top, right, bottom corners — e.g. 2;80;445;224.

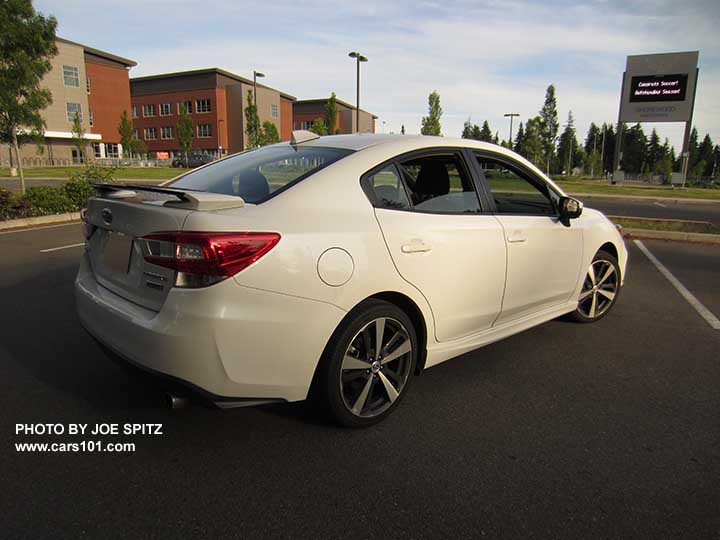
69;164;117;184
0;188;14;220
62;178;95;208
21;186;75;215
63;164;116;210
0;188;37;220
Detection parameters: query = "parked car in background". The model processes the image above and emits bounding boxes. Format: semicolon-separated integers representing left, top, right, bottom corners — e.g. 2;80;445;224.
171;152;215;168
76;132;627;427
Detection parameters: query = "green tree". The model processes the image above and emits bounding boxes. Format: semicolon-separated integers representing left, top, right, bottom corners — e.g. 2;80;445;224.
461;118;474;139
646;128;662;172
244;89;261;148
479;121;493;142
177;103;193;164
420;91;442;136
117;110;135;157
621;123;647;175
519;116;544;165
262;121;280;145
583;122;601;176
70;112;87;163
583;122;600;156
513;122;525;153
309;118;328;136
539;84;559;175
602;124;616;175
557;111;578;175
697;134;714;177
0;0;57;193
325;92;338;135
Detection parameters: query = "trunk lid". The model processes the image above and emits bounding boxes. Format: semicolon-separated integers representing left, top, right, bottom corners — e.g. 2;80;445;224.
85;185;245;311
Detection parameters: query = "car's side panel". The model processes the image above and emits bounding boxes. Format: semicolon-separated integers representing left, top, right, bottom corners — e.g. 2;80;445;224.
493;215;584;325
374;208;507;342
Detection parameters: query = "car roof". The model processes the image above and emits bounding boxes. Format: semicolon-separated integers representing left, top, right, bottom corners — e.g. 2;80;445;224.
300;133;517;157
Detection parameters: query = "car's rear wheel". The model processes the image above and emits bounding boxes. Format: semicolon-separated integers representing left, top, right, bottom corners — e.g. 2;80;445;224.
316;300;417;427
570;250;620;323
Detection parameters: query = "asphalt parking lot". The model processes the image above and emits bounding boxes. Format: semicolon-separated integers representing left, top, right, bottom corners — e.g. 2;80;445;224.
2;223;718;539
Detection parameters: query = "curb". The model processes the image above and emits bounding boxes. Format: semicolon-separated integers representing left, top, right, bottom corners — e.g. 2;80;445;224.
621;228;720;244
0;212;80;232
570;192;720;205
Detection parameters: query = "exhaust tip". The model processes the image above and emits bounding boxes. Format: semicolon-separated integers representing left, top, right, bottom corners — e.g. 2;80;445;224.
165;392;189;409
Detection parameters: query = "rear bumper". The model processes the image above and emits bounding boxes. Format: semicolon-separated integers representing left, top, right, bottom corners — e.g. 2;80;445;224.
75;254;346;402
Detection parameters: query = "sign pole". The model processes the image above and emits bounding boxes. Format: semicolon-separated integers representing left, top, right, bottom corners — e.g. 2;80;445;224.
612;72;626;182
680;67;700;187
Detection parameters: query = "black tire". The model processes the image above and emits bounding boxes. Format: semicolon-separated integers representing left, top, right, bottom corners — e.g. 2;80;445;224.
314;299;418;428
570;250;621;323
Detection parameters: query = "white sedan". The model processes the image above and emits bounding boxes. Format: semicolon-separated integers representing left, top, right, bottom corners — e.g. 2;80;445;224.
76;132;627;427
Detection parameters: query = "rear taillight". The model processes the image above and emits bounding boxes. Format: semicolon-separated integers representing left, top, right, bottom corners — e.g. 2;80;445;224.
140;231;280;288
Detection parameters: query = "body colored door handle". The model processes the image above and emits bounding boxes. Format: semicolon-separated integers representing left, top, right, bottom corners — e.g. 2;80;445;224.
507;233;527;243
401;241;432;253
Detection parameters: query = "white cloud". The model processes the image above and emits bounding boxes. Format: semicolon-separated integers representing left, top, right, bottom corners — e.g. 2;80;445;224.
38;0;720;149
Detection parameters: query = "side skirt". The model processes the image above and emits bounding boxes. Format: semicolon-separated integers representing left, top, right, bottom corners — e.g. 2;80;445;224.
424;301;578;369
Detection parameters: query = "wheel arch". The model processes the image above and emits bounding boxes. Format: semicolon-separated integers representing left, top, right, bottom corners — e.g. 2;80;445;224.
597;241;621;279
368;291;428;374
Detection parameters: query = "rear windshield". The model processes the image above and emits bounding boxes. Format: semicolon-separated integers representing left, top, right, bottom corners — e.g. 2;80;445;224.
168;144;353;204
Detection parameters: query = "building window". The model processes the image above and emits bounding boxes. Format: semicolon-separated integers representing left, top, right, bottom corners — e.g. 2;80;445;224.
178;101;192;114
86;76;91;93
300;121;312;130
161;126;173;139
106;143;119;158
144;127;157;140
66;102;82;123
159;103;171;116
143;104;156;117
92;142;102;159
132;129;139;140
63;65;80;87
197;124;212;138
271;104;278;118
89;109;94;127
131;106;138;119
196;99;212;113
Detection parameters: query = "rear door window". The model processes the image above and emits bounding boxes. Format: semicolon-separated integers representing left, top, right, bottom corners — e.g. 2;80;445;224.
169;145;353;204
398;153;481;214
366;165;411;210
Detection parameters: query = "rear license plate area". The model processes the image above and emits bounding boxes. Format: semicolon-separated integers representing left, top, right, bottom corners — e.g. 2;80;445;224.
101;231;134;274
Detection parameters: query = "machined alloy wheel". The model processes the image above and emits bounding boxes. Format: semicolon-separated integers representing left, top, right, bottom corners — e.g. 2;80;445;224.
340;317;413;418
315;299;418;427
573;251;620;322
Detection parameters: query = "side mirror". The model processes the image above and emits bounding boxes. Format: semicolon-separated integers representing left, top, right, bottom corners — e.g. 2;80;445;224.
559;196;583;226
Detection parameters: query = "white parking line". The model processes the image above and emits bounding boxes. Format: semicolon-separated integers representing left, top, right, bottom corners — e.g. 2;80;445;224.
653;201;667;208
0;221;79;235
40;243;85;253
634;240;720;330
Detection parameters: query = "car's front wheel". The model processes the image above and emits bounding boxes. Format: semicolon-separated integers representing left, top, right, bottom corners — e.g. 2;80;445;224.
570;250;621;323
315;300;417;427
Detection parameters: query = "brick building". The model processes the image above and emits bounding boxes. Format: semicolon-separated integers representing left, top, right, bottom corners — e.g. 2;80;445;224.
130;68;295;158
293;98;376;134
1;37;136;166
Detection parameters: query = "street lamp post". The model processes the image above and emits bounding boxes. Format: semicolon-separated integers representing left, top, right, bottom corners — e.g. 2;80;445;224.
503;113;519;147
253;70;265;109
348;52;368;133
600;124;607;177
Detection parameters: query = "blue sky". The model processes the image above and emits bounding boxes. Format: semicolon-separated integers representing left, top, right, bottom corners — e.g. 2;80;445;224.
37;0;720;150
